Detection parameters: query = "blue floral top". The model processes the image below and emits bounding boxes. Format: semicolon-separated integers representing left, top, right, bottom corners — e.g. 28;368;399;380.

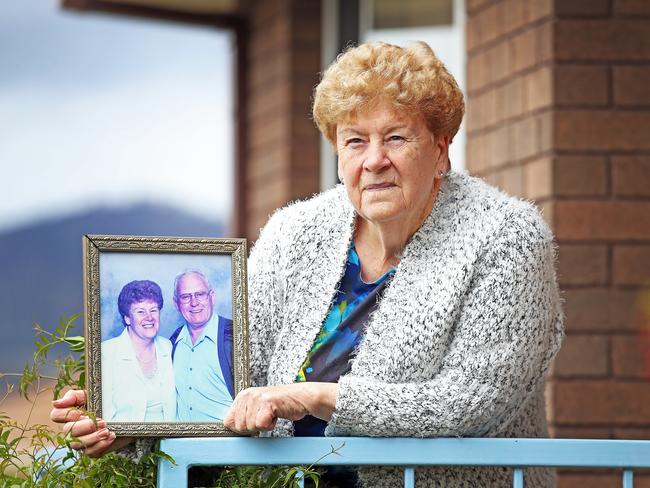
294;245;394;436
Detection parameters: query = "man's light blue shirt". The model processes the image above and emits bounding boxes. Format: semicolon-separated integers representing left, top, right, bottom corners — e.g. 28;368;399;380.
173;314;232;421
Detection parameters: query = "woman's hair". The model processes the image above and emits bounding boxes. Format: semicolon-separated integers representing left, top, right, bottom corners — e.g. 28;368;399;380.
313;41;465;146
117;280;164;325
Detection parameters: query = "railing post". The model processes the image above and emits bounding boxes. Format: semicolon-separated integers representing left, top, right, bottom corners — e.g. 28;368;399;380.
623;470;634;488
404;467;415;488
157;454;188;488
512;468;524;488
295;470;305;488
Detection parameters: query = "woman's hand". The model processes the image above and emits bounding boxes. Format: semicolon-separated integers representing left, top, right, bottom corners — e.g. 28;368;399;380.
224;383;338;435
50;389;131;457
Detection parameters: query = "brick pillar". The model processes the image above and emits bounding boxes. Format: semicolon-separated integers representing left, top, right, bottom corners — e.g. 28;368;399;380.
466;0;650;485
243;0;321;240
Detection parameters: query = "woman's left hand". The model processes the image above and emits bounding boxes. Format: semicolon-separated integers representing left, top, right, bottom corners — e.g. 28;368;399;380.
224;383;338;434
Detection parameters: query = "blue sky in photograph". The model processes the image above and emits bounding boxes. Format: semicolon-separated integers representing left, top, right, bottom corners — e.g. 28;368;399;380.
0;0;233;232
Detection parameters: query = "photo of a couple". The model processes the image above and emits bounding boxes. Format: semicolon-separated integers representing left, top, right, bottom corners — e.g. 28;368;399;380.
83;236;248;435
101;270;234;423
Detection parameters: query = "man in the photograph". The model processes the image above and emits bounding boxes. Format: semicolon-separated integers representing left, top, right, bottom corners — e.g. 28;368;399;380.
170;270;234;422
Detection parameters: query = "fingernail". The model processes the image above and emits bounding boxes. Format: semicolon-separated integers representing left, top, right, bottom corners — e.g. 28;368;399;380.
97;428;109;439
108;432;116;440
97;420;106;428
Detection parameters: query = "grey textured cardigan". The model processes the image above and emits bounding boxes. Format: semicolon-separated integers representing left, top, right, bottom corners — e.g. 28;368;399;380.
247;171;564;487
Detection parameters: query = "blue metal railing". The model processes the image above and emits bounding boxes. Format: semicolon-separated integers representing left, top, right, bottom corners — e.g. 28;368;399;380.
157;437;650;488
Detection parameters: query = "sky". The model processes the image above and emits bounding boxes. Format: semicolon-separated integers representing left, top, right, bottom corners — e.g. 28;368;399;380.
0;0;233;232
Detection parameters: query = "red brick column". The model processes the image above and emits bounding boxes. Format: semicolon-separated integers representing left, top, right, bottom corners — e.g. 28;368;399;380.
242;0;321;240
466;0;650;485
465;0;554;198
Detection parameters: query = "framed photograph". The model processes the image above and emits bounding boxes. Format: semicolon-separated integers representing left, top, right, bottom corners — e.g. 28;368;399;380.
83;235;250;436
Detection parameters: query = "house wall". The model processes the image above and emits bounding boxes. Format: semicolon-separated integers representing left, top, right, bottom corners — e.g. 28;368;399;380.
243;0;322;240
466;0;650;485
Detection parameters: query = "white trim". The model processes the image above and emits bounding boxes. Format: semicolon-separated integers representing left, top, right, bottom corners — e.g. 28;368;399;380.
320;0;340;191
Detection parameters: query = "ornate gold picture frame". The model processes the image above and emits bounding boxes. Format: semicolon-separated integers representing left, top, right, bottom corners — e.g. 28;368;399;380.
83;235;249;436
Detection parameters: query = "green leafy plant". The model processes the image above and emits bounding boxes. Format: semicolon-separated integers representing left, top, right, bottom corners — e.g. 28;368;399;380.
0;315;173;488
0;316;332;487
207;443;343;488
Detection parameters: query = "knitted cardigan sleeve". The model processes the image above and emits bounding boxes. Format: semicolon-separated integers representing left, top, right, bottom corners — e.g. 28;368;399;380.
247;210;286;388
327;207;564;438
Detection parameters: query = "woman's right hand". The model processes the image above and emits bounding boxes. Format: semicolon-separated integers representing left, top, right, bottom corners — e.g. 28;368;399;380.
50;389;130;457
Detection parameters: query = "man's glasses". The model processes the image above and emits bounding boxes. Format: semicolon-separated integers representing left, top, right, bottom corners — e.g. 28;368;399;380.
176;291;211;304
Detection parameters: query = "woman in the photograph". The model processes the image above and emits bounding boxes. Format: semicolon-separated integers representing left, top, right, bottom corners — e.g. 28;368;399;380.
101;280;176;422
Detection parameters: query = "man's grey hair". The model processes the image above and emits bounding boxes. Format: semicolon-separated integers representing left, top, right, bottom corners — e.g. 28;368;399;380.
173;270;212;298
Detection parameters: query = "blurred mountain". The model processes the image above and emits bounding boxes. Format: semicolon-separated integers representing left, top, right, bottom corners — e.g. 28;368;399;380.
0;203;224;372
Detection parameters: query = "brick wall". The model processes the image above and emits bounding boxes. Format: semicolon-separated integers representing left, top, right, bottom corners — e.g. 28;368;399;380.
243;0;321;240
466;0;650;485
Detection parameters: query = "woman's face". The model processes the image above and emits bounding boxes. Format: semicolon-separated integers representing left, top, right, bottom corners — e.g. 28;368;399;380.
336;103;449;227
124;299;160;342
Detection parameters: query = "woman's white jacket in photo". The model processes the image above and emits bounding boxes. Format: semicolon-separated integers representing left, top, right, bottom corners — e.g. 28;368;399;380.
247;171;565;488
101;327;177;422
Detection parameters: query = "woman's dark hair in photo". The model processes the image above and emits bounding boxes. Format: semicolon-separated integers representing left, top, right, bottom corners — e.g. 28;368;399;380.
117;280;164;325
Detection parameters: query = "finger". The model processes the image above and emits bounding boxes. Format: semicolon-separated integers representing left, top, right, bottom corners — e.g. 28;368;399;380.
51;407;84;424
235;403;246;432
255;403;277;431
71;428;115;450
64;418;105;438
234;399;248;433
71;418;106;437
223;405;236;430
62;416;88;436
51;404;89;424
70;427;114;450
83;435;116;458
51;406;97;424
52;390;86;408
245;397;259;432
224;392;242;431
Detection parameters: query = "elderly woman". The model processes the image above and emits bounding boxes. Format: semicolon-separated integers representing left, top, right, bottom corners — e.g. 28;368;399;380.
101;280;176;422
51;42;563;487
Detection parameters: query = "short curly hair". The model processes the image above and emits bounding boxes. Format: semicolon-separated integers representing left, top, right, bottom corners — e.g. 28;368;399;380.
313;41;465;146
117;280;164;326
